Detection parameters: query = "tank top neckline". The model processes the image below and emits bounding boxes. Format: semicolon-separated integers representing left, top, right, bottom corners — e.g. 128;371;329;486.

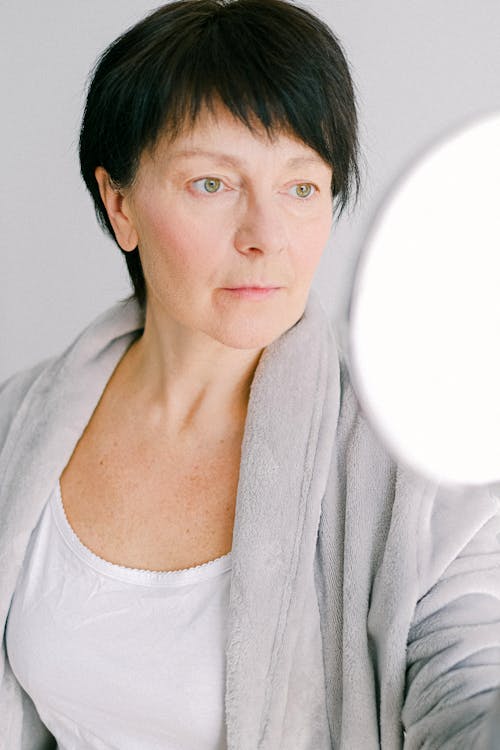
50;481;232;587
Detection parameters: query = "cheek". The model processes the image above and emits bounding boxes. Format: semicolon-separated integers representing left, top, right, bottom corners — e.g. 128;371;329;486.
294;212;332;271
136;204;225;284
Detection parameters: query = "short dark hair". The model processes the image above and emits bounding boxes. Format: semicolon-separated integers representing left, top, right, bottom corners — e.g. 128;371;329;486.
79;0;361;309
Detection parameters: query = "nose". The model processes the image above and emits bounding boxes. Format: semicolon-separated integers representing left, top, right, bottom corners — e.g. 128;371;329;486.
233;192;288;256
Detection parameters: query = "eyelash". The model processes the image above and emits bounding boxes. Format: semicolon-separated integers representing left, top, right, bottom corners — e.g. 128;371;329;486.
190;177;318;199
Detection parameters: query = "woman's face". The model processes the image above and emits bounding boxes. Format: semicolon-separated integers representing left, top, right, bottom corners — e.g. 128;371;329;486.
110;102;334;350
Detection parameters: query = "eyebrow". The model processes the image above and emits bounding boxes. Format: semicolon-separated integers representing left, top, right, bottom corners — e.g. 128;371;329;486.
168;148;326;169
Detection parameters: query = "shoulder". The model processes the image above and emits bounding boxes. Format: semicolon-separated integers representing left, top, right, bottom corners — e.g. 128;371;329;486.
0;297;143;454
0;356;56;402
0;357;57;454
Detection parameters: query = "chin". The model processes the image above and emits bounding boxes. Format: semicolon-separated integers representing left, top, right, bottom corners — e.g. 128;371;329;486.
208;308;304;351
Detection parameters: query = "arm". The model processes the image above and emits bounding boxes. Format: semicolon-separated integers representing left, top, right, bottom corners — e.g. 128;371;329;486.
402;487;500;749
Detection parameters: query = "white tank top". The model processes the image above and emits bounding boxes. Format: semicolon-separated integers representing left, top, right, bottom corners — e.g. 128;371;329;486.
6;482;232;750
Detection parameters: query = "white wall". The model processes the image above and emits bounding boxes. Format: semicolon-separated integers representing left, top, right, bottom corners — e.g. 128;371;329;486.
1;0;499;381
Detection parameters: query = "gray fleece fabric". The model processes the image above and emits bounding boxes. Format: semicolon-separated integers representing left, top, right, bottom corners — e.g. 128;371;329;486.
1;288;499;750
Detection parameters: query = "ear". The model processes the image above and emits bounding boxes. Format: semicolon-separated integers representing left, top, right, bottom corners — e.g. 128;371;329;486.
94;167;139;252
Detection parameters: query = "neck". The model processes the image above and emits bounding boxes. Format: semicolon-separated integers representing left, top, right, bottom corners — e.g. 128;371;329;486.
116;304;265;440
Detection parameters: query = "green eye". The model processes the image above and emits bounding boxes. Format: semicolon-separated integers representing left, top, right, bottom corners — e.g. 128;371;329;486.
203;178;221;193
294;183;314;198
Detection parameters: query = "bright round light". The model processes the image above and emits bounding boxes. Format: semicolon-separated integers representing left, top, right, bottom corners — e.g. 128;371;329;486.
348;112;500;486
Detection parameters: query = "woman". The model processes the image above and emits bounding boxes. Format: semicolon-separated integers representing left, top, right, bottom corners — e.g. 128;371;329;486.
1;0;499;748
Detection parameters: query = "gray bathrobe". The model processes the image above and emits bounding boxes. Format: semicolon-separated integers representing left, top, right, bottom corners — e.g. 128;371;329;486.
1;288;499;750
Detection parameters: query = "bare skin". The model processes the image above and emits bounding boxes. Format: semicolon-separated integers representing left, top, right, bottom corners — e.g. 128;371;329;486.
60;339;247;571
60;102;333;571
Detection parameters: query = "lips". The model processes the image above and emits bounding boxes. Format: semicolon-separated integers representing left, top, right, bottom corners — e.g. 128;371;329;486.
222;287;282;299
224;285;281;290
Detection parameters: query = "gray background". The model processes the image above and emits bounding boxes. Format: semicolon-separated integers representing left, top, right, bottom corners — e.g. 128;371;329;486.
1;0;499;382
